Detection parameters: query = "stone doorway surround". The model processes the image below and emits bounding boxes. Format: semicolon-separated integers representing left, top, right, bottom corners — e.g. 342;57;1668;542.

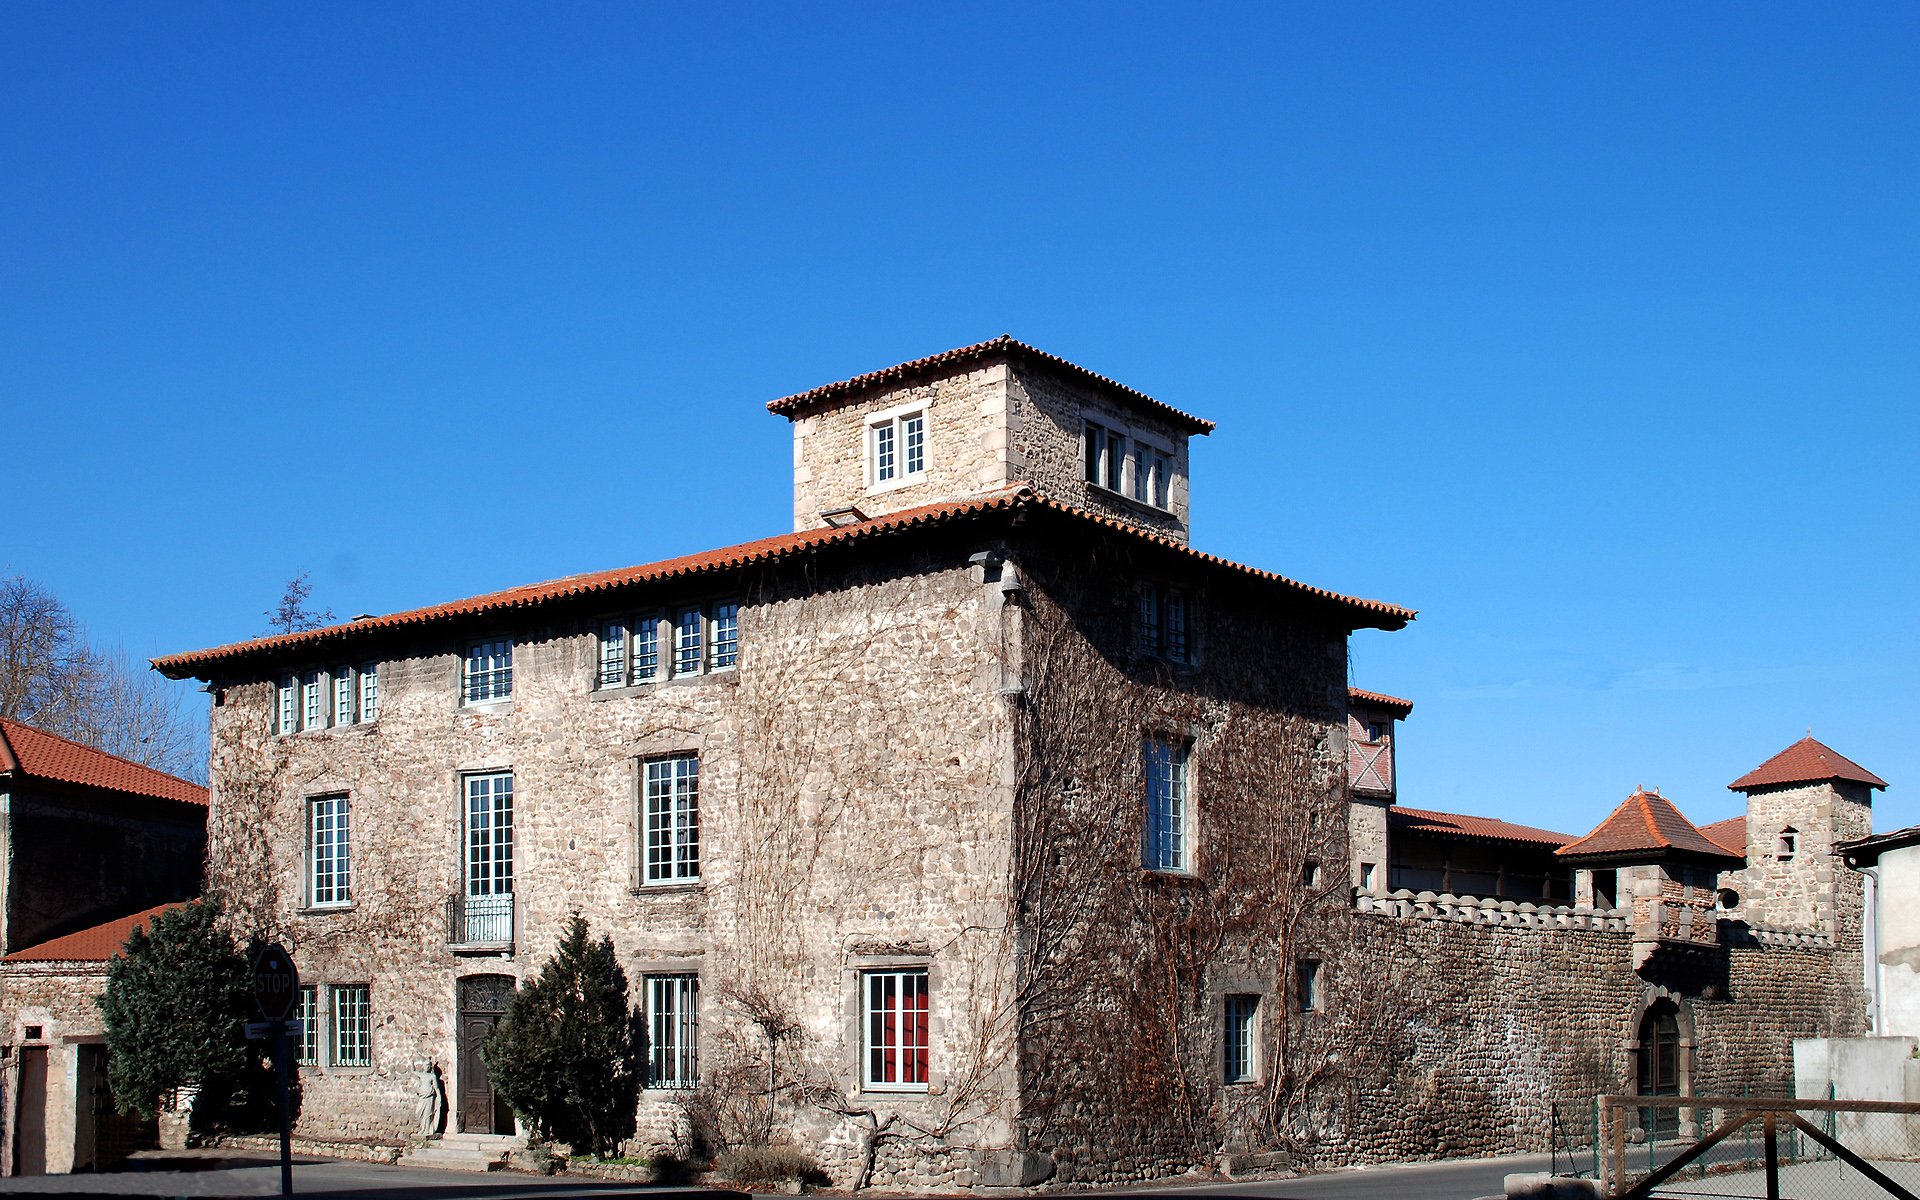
456;975;517;1135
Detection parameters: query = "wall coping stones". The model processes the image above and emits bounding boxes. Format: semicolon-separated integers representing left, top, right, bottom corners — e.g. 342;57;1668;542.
1355;889;1630;932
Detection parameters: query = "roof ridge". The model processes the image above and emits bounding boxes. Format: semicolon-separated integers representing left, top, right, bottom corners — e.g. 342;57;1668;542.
1;716;176;781
156;486;1415;678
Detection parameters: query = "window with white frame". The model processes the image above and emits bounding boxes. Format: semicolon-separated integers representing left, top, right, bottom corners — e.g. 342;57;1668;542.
1135;584;1192;665
278;678;297;734
295;986;318;1065
1085;420;1172;511
644;973;699;1088
869;410;927;487
463;639;513;703
332;667;354;726
465;772;514;898
596;603;739;688
1223;994;1259;1083
642;755;700;884
330;984;371;1067
301;670;323;730
308;794;352;908
358;663;378;721
1143;737;1190;873
863;968;929;1091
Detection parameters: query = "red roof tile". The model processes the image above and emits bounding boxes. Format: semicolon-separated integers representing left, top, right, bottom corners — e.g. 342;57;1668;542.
1389;806;1574;848
2;902;187;963
1728;736;1887;792
1349;687;1414;718
0;718;207;807
1699;816;1747;857
155;486;1415;677
1557;789;1741;862
765;336;1217;434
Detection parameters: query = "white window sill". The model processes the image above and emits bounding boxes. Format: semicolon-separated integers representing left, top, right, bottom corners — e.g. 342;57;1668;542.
866;471;929;497
1087;481;1175;517
460;698;514;714
860;1083;931;1096
592;670;735;700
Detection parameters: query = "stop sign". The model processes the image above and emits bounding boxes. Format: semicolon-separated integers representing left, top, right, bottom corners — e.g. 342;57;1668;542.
252;942;300;1021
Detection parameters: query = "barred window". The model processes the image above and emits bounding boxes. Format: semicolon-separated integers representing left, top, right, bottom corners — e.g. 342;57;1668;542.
308;794;352;907
597;605;739;688
330;984;371;1067
1143;737;1190;873
1223;995;1258;1083
645;974;699;1088
863;969;929;1091
463;639;513;703
642;755;700;885
296;986;318;1066
359;663;378;721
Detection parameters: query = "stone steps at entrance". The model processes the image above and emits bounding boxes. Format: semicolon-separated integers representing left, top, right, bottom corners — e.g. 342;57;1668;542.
398;1133;525;1173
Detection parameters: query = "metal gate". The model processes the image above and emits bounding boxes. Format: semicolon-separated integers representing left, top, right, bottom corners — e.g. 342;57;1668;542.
1600;1095;1920;1199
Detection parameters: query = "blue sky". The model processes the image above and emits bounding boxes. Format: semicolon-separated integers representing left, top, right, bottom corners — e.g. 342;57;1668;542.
3;3;1915;837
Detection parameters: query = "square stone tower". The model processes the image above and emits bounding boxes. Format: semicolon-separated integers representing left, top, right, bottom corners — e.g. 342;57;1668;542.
1722;735;1885;932
766;336;1213;544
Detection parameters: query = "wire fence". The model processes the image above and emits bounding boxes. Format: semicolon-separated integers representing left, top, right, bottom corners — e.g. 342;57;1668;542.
1596;1094;1920;1200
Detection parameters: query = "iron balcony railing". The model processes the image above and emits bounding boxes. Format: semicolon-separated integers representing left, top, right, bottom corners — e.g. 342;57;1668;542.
448;892;514;949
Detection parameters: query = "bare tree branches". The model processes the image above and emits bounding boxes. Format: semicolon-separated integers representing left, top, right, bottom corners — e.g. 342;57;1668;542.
262;571;334;636
0;574;203;781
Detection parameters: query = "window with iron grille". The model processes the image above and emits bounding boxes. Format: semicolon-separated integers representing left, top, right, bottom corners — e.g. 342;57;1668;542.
1134;584;1193;665
1223;995;1258;1083
644;974;699;1088
330;984;371;1067
308;794;352;907
673;609;703;676
296;986;318;1065
463;639;513;703
863;968;929;1091
598;621;626;687
1144;737;1190;873
465;772;514;897
710;603;740;669
870;410;927;487
642;756;700;884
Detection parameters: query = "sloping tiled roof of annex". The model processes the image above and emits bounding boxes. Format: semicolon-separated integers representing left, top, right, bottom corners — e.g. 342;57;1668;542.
1557;788;1742;862
0;718;208;807
155;485;1415;678
1728;736;1887;792
764;335;1217;435
1699;815;1747;857
1388;806;1574;848
1349;687;1414;717
2;901;187;963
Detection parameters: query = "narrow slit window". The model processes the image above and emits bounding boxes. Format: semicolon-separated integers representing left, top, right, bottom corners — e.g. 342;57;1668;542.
278;678;297;735
1143;737;1189;873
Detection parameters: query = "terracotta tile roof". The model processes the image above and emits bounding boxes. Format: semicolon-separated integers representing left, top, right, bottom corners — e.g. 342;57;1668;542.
1699;816;1747;857
1728;736;1887;792
764;335;1217;434
1838;825;1920;869
1557;788;1742;863
1389;806;1574;848
155;486;1415;678
2;902;187;963
1349;687;1414;718
0;718;207;807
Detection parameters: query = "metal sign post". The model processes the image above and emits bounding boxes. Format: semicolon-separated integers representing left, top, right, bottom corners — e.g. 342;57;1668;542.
250;942;298;1196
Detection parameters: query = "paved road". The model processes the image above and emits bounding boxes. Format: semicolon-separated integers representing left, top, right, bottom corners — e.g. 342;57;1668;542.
0;1149;1565;1199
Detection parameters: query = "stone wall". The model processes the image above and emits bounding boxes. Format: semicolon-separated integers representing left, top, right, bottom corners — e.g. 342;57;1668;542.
1721;782;1873;933
1006;362;1191;542
0;962;150;1175
203;544;1022;1184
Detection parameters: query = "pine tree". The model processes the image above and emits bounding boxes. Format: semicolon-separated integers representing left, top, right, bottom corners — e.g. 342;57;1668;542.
96;900;259;1121
483;915;640;1155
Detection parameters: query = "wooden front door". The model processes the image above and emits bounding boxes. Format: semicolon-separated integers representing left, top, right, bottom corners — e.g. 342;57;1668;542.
457;976;515;1134
14;1046;47;1175
1637;1002;1682;1138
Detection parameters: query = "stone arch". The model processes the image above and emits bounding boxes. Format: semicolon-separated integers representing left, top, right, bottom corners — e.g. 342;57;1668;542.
1623;985;1698;1140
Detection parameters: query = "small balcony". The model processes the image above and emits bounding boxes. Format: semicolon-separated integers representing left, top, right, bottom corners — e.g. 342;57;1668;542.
448;892;514;952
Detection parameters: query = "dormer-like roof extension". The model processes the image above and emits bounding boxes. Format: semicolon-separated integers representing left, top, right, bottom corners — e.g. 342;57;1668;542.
1728;736;1887;792
0;718;207;808
1349;687;1414;718
765;335;1217;435
1557;788;1742;864
155;485;1414;679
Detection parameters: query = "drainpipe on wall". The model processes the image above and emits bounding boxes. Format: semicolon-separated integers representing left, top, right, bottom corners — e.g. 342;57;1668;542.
1857;863;1882;1034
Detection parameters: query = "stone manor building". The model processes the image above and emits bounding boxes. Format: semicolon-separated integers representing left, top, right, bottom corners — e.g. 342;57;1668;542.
157;338;1876;1186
